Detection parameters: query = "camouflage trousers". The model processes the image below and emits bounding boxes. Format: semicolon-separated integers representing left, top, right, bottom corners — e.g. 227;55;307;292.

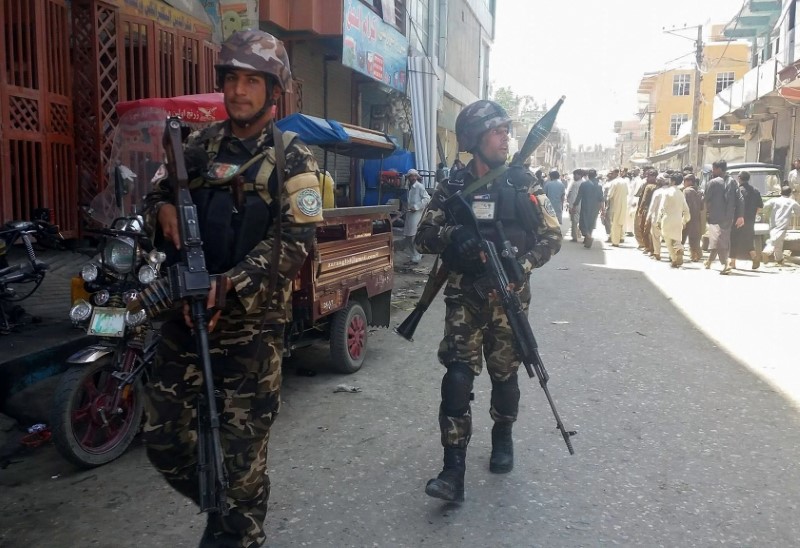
436;276;530;448
142;316;284;548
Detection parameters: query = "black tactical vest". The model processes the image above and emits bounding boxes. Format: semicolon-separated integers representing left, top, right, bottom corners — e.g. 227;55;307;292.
444;170;537;260
191;135;276;274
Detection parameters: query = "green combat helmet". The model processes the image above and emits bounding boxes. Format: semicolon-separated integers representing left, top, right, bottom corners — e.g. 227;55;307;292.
455;100;512;153
215;29;292;92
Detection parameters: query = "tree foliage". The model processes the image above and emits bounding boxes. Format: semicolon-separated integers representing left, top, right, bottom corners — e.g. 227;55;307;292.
493;86;519;116
492;87;542;118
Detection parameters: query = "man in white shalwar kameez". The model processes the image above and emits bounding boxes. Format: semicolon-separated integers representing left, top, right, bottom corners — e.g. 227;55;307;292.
404;169;429;264
607;170;629;246
762;185;800;264
647;174;669;260
659;172;691;267
626;168;643;236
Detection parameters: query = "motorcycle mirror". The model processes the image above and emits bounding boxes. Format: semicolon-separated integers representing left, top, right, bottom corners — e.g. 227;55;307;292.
128;217;143;233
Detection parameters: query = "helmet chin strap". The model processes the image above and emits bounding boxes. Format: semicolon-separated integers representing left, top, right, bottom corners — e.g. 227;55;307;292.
474;147;505;170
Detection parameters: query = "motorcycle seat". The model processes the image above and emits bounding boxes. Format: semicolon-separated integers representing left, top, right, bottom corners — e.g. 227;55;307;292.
5;221;35;231
0;264;22;279
0;262;40;285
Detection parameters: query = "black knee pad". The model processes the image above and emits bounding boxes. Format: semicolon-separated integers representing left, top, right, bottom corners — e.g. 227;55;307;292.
491;373;520;417
441;362;475;416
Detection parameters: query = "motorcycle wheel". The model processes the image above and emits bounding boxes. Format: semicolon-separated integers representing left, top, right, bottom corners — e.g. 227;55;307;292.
51;357;144;468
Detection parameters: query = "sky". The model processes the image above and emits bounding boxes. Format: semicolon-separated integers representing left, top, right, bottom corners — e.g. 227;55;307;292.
490;0;748;148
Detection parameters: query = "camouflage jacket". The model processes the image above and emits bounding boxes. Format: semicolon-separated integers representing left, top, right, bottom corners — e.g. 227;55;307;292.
414;160;562;289
144;119;319;322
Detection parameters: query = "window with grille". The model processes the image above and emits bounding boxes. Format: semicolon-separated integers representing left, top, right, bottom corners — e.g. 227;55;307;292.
409;0;428;52
202;41;219;92
715;72;735;93
360;0;406;34
123;20;152;100
158;29;177;97
181;35;200;95
670;114;688;136
713;120;731;131
672;74;690;96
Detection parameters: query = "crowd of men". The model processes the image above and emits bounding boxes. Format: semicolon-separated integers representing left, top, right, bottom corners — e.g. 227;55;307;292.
557;161;800;272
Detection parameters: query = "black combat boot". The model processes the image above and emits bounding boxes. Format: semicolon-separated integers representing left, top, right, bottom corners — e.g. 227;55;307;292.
489;422;513;474
425;447;466;502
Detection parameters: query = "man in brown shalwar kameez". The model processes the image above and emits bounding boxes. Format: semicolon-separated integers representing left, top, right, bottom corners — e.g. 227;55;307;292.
682;174;703;261
635;169;658;253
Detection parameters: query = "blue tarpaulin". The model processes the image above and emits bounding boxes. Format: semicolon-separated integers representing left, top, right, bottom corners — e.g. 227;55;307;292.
361;150;416;206
276;113;396;159
276;113;349;146
363;150;415;189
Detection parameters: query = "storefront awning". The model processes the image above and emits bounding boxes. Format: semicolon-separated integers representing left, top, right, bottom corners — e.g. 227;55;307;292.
647;144;687;164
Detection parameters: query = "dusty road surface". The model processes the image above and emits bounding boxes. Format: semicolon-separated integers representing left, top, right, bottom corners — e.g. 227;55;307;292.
2;234;800;547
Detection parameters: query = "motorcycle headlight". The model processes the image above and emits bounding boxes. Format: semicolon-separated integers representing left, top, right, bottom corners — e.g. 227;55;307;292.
69;299;93;322
124;309;147;327
103;237;136;274
81;263;99;282
93;290;110;306
138;265;157;285
122;290;138;304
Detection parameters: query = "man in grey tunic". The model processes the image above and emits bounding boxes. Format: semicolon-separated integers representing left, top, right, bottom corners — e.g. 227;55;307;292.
703;160;743;274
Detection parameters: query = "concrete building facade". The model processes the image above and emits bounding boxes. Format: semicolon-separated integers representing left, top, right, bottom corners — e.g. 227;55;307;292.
638;34;751;167
713;0;800;177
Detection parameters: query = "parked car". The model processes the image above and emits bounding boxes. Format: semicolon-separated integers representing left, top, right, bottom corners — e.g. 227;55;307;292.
726;163;784;250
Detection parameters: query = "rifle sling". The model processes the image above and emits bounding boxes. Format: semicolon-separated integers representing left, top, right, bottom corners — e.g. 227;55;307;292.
456;165;508;197
266;122;286;316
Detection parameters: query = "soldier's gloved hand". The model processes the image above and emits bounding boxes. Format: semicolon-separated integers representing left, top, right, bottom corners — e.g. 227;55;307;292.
506;165;534;189
449;225;481;258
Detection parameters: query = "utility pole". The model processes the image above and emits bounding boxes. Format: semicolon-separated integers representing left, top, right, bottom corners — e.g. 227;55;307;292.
663;24;704;168
689;25;703;169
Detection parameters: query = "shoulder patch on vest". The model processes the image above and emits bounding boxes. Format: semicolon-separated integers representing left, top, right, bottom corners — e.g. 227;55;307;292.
297;188;322;217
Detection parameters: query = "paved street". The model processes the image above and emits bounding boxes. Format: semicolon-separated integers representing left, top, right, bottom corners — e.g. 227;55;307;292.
2;234;800;547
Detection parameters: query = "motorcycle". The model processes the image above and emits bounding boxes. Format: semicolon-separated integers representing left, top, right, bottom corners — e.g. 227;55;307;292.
0;218;63;333
51;168;166;467
50;99;226;468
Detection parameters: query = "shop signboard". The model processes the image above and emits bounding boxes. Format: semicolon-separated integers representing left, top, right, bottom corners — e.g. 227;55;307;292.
342;0;407;92
121;0;212;34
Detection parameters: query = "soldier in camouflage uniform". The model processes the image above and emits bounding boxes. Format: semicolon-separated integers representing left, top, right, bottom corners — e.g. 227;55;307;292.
142;30;322;548
414;100;562;502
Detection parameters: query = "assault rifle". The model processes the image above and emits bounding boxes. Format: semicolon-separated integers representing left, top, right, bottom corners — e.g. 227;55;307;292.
441;190;576;455
129;117;229;514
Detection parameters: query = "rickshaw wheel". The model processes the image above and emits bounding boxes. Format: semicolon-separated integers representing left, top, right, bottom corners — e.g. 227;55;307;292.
330;301;367;374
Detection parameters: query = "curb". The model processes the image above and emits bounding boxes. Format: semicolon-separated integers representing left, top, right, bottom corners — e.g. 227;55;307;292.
0;327;91;407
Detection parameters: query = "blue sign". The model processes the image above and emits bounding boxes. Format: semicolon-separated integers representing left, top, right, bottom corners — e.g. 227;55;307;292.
342;0;408;92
